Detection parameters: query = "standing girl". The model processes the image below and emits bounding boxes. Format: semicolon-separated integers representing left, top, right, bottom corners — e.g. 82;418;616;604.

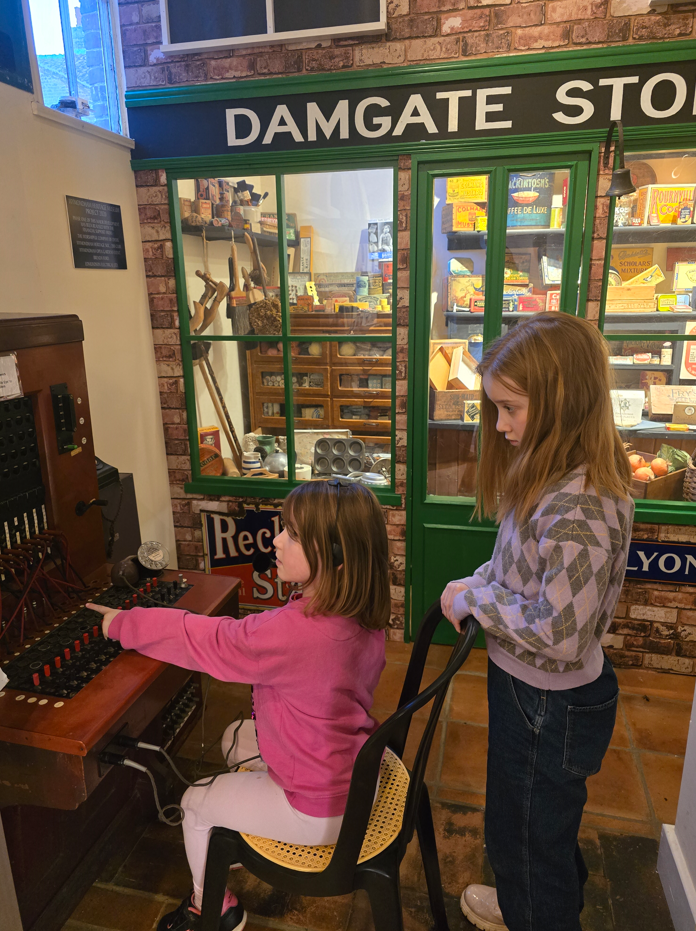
89;480;390;931
440;314;634;931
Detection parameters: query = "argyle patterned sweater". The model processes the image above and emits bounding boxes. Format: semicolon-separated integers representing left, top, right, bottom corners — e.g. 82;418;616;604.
452;467;634;690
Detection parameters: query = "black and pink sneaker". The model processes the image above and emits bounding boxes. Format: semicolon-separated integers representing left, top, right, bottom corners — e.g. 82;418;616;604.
158;893;246;931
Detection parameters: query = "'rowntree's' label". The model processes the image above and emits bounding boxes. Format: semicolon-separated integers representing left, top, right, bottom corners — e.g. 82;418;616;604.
507;172;554;228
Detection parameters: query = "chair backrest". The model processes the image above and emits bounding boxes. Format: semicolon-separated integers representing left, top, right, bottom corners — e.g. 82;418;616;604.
320;605;479;880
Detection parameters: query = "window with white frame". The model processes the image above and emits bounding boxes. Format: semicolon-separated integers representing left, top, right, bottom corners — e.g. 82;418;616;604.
27;0;122;134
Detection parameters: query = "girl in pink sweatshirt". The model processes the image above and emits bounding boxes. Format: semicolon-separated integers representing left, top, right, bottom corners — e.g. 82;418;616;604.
88;480;390;931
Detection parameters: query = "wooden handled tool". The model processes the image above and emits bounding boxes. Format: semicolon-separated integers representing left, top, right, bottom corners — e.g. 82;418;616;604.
244;231;268;286
242;267;264;304
228;241;246;304
190;272;215;334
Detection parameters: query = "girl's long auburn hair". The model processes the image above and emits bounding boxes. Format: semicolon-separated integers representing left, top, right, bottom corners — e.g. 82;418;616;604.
282;480;390;630
475;312;633;523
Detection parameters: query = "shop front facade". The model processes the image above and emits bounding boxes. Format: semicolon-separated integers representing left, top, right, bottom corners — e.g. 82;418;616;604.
123;23;696;671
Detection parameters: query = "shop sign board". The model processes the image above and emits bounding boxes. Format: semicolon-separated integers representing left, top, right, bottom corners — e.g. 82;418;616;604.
129;60;696;160
625;540;696;585
202;507;290;611
65;197;127;270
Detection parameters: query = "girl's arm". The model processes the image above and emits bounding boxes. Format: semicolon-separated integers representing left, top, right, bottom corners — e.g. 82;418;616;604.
450;515;617;662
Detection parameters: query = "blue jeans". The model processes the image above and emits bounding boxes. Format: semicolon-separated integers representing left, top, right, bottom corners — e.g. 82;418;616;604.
485;654;618;931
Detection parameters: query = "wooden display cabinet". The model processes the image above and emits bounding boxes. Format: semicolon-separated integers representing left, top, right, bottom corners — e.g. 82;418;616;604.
329;342;392;365
254;362;331;397
331;363;391;398
331;398;392;433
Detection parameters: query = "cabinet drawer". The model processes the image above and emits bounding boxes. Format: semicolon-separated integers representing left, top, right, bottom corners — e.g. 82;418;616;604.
331;398;392;433
330;342;392;365
253;397;330;430
332;365;391;397
255;363;330;397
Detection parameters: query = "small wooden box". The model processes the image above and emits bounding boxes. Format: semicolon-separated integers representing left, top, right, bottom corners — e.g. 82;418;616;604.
631;451;686;500
673;402;696;425
606;285;655;313
429;388;478;421
649;385;696;420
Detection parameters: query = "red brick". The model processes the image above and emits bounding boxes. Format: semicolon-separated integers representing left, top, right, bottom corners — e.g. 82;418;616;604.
514;24;570;48
676;641;696;657
442;10;491;33
207;58;255;80
122;47;145;68
468;0;511;7
356;43;406;66
604;648;643;667
413;0;467;9
572;19;630;43
134;169;158;187
612;619;651;636
149;294;178;311
629;605;678;623
154;346;177;361
624;636;674;655
406;36;460;59
141;2;161;23
614;602;627;618
463;30;511;54
305;48;354;71
389;14;438;38
256;52;303;74
651;590;696;609
144;258;175;277
118;4;140;25
146;277;167;295
121;23;162;46
645;654;694;674
652;622;679;640
166;61;207;84
139;223;172;241
679;609;696;625
547;0;607;19
492;3;543;26
632;12;693;38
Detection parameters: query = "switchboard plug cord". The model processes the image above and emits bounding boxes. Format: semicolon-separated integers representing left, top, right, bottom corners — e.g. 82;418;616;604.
117;576;181;609
98;752;184;826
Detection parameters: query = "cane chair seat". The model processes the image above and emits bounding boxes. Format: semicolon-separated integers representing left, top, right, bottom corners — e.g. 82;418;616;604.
239;748;409;873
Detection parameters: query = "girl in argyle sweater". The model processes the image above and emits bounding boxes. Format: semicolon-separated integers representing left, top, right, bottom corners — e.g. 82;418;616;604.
441;313;634;931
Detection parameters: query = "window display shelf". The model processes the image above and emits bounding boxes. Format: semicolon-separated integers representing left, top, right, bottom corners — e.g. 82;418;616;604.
604;312;696;322
444;311;539;322
610;363;674;371
447;229;566;251
428;420;478;430
612;226;696;244
619;421;696;439
181;227;296;246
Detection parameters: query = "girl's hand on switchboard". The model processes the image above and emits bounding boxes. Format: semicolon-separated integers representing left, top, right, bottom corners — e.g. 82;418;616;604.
86;602;121;639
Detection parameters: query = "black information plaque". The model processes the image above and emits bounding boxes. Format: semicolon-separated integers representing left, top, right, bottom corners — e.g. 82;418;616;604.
66;196;127;270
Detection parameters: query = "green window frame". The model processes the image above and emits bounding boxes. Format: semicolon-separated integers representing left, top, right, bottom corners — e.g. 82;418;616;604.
599;128;696;525
169;156;401;505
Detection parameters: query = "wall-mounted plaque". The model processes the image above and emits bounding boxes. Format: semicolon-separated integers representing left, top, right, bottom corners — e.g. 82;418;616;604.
66;196;127;270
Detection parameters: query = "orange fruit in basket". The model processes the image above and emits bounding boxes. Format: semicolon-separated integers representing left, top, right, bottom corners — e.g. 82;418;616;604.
628;454;646;473
634;467;654;482
651;458;669;477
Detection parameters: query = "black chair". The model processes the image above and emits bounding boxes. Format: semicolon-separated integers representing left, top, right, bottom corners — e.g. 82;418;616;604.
200;605;479;931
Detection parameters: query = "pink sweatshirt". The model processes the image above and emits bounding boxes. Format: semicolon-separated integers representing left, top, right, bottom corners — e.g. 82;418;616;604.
108;600;386;817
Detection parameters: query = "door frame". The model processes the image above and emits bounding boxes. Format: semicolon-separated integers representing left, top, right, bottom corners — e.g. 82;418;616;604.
405;141;600;641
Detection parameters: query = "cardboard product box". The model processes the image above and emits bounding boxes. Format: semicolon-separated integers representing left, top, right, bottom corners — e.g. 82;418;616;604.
446;176;488;203
429;388;479;422
507;171;553;228
625;264;665;287
192;199;212;219
207;179;220;204
518;294;547;314
649;385;696;420
194;179;208;200
672;402;696;425
464;400;481;423
546;290;561;312
605;284;655;313
636;185;695;225
179;197;192;218
441;202;487;233
447;276;484;311
198;425;221;452
610;246;654;282
504;251;531;284
674;263;696;291
469;297;486;312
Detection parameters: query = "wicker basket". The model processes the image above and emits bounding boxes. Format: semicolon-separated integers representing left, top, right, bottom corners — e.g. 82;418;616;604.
684;456;696;502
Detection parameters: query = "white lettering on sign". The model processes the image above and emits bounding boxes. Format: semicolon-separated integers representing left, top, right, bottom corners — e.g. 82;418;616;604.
640;73;688;119
212;514;238;560
257;528;272;553
659;553;681;574
436;90;472;132
637;550;658;571
598;76;639;121
552;80;595;124
355;97;392;137
307;100;349;141
475;87;512;131
263;105;304;144
252;572;274;600
237;530;254;556
226;108;261;146
393;94;438;136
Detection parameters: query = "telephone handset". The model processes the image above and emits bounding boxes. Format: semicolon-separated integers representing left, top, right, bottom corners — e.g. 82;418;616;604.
111;541;170;587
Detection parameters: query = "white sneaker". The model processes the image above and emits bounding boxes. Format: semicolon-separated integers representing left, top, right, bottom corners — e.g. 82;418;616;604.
460;885;508;931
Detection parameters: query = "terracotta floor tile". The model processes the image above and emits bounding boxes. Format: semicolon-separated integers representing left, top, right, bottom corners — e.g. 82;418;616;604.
622;693;691;755
617;667;696;702
69;885;165;931
459;648;488;676
610;705;631;749
373;664;440;718
431;802;485;897
580;811;658;839
449;674;488;725
577;828;604;876
436;787;486;809
402;718;444;783
641;752;685;825
440;722;489;794
585;749;651;822
400;835;426;894
113;829;191;898
385;640;413;664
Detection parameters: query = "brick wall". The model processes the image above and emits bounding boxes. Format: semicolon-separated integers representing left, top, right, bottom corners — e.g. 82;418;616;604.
116;0;695;89
134;164;411;638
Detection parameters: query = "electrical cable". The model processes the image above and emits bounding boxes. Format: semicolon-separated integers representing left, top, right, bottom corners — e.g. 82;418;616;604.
117;575;182;609
101;755;184;826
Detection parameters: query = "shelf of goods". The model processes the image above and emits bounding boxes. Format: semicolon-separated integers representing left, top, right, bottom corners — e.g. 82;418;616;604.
181;226;296;247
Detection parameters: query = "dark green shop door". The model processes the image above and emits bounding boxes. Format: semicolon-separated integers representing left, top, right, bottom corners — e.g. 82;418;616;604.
408;147;595;643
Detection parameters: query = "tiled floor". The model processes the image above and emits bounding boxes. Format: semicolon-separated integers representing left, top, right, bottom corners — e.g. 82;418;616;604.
62;642;692;931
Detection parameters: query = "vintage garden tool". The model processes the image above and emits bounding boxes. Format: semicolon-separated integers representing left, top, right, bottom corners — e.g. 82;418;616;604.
194;270;228;334
243;231;281;335
227;237;250;335
189;229;214;332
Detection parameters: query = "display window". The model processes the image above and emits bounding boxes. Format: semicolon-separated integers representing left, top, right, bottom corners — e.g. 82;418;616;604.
174;166;396;497
601;149;696;507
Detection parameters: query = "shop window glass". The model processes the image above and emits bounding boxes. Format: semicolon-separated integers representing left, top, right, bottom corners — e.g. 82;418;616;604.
176;168;395;490
27;0;122;133
602;149;696;505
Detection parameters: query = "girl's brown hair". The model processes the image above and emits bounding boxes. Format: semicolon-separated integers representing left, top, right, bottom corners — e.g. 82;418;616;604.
282;480;390;630
476;312;633;522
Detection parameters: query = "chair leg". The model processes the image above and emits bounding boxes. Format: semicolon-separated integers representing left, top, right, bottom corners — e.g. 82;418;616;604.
200;832;234;931
363;866;404;931
416;786;449;931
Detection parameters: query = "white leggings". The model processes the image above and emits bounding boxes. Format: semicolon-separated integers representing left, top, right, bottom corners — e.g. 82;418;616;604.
181;720;343;902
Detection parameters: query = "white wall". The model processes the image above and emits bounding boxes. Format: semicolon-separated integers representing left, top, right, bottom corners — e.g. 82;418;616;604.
0;80;176;561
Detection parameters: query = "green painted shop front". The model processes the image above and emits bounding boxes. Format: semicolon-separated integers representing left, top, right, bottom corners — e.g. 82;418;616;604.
127;41;696;643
